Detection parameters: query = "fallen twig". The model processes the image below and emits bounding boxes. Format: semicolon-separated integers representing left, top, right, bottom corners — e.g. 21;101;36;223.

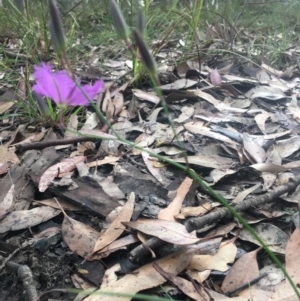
15;137;95;152
5;260;38;301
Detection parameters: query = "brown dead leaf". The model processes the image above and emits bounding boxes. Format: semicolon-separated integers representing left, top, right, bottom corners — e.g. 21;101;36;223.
188;240;237;272
85;244;196;301
0;184;14;220
142;151;166;185
123;219;201;245
132;89;160;104
0;206;60;233
159;79;197;90
61;208;101;259
268;281;300;301
55;114;79;150
33;197;83;211
101;264;120;289
173;155;232;169
190;90;221;107
173;106;194;123
132;134;155;155
0;101;14;114
176;203;212;219
112;92;124;115
38;156;85;192
89;192;135;257
78;129;117;140
0;146;20;164
222;247;261;294
243;133;266;163
285;227;300;284
158;177;193;221
98;235;139;258
245;86;285;100
153;262;210;301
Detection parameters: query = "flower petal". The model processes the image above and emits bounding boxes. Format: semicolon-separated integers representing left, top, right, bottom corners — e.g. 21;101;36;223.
33;63;75;105
67;80;104;106
33;63;104;106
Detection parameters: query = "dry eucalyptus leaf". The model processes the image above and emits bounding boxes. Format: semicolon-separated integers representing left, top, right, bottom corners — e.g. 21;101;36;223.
132;89;160;104
222;247;261;294
159;79;197;90
173;155;232;169
153;262;210;301
0;146;20;165
176;203;212;219
245;86;286;100
158;177;193;221
61;212;101;259
39;156;86;192
85;245;197;301
123;219;201;245
187;241;237;272
0;184;14;220
0;207;60;233
90;192;135;256
235;223;288;254
285;227;300;283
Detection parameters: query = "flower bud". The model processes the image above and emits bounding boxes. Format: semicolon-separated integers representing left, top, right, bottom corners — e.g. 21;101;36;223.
137;9;146;37
48;0;66;56
109;0;130;41
133;29;157;77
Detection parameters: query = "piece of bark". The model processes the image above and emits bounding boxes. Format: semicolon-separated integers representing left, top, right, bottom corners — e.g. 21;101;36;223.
0;131;61;211
31;175;119;218
114;175;168;199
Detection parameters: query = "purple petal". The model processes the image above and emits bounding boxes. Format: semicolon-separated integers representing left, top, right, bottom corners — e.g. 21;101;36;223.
33;63;76;105
33;63;104;106
67;80;105;106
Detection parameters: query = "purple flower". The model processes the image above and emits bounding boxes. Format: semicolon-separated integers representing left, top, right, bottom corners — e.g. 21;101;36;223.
32;63;104;106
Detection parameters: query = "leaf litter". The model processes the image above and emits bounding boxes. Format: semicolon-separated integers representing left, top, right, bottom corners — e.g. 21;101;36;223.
2;1;300;301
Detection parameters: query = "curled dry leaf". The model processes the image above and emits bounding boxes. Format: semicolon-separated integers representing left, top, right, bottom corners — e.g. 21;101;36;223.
188;241;237;272
132;89;160;104
159;79;197;90
39;156;86;192
100;264;121;289
153;262;210;301
123;219;201;245
242;133;266;163
98;235;139;259
176;202;212;219
112;91;124;115
173;106;194;123
141;150;166;185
